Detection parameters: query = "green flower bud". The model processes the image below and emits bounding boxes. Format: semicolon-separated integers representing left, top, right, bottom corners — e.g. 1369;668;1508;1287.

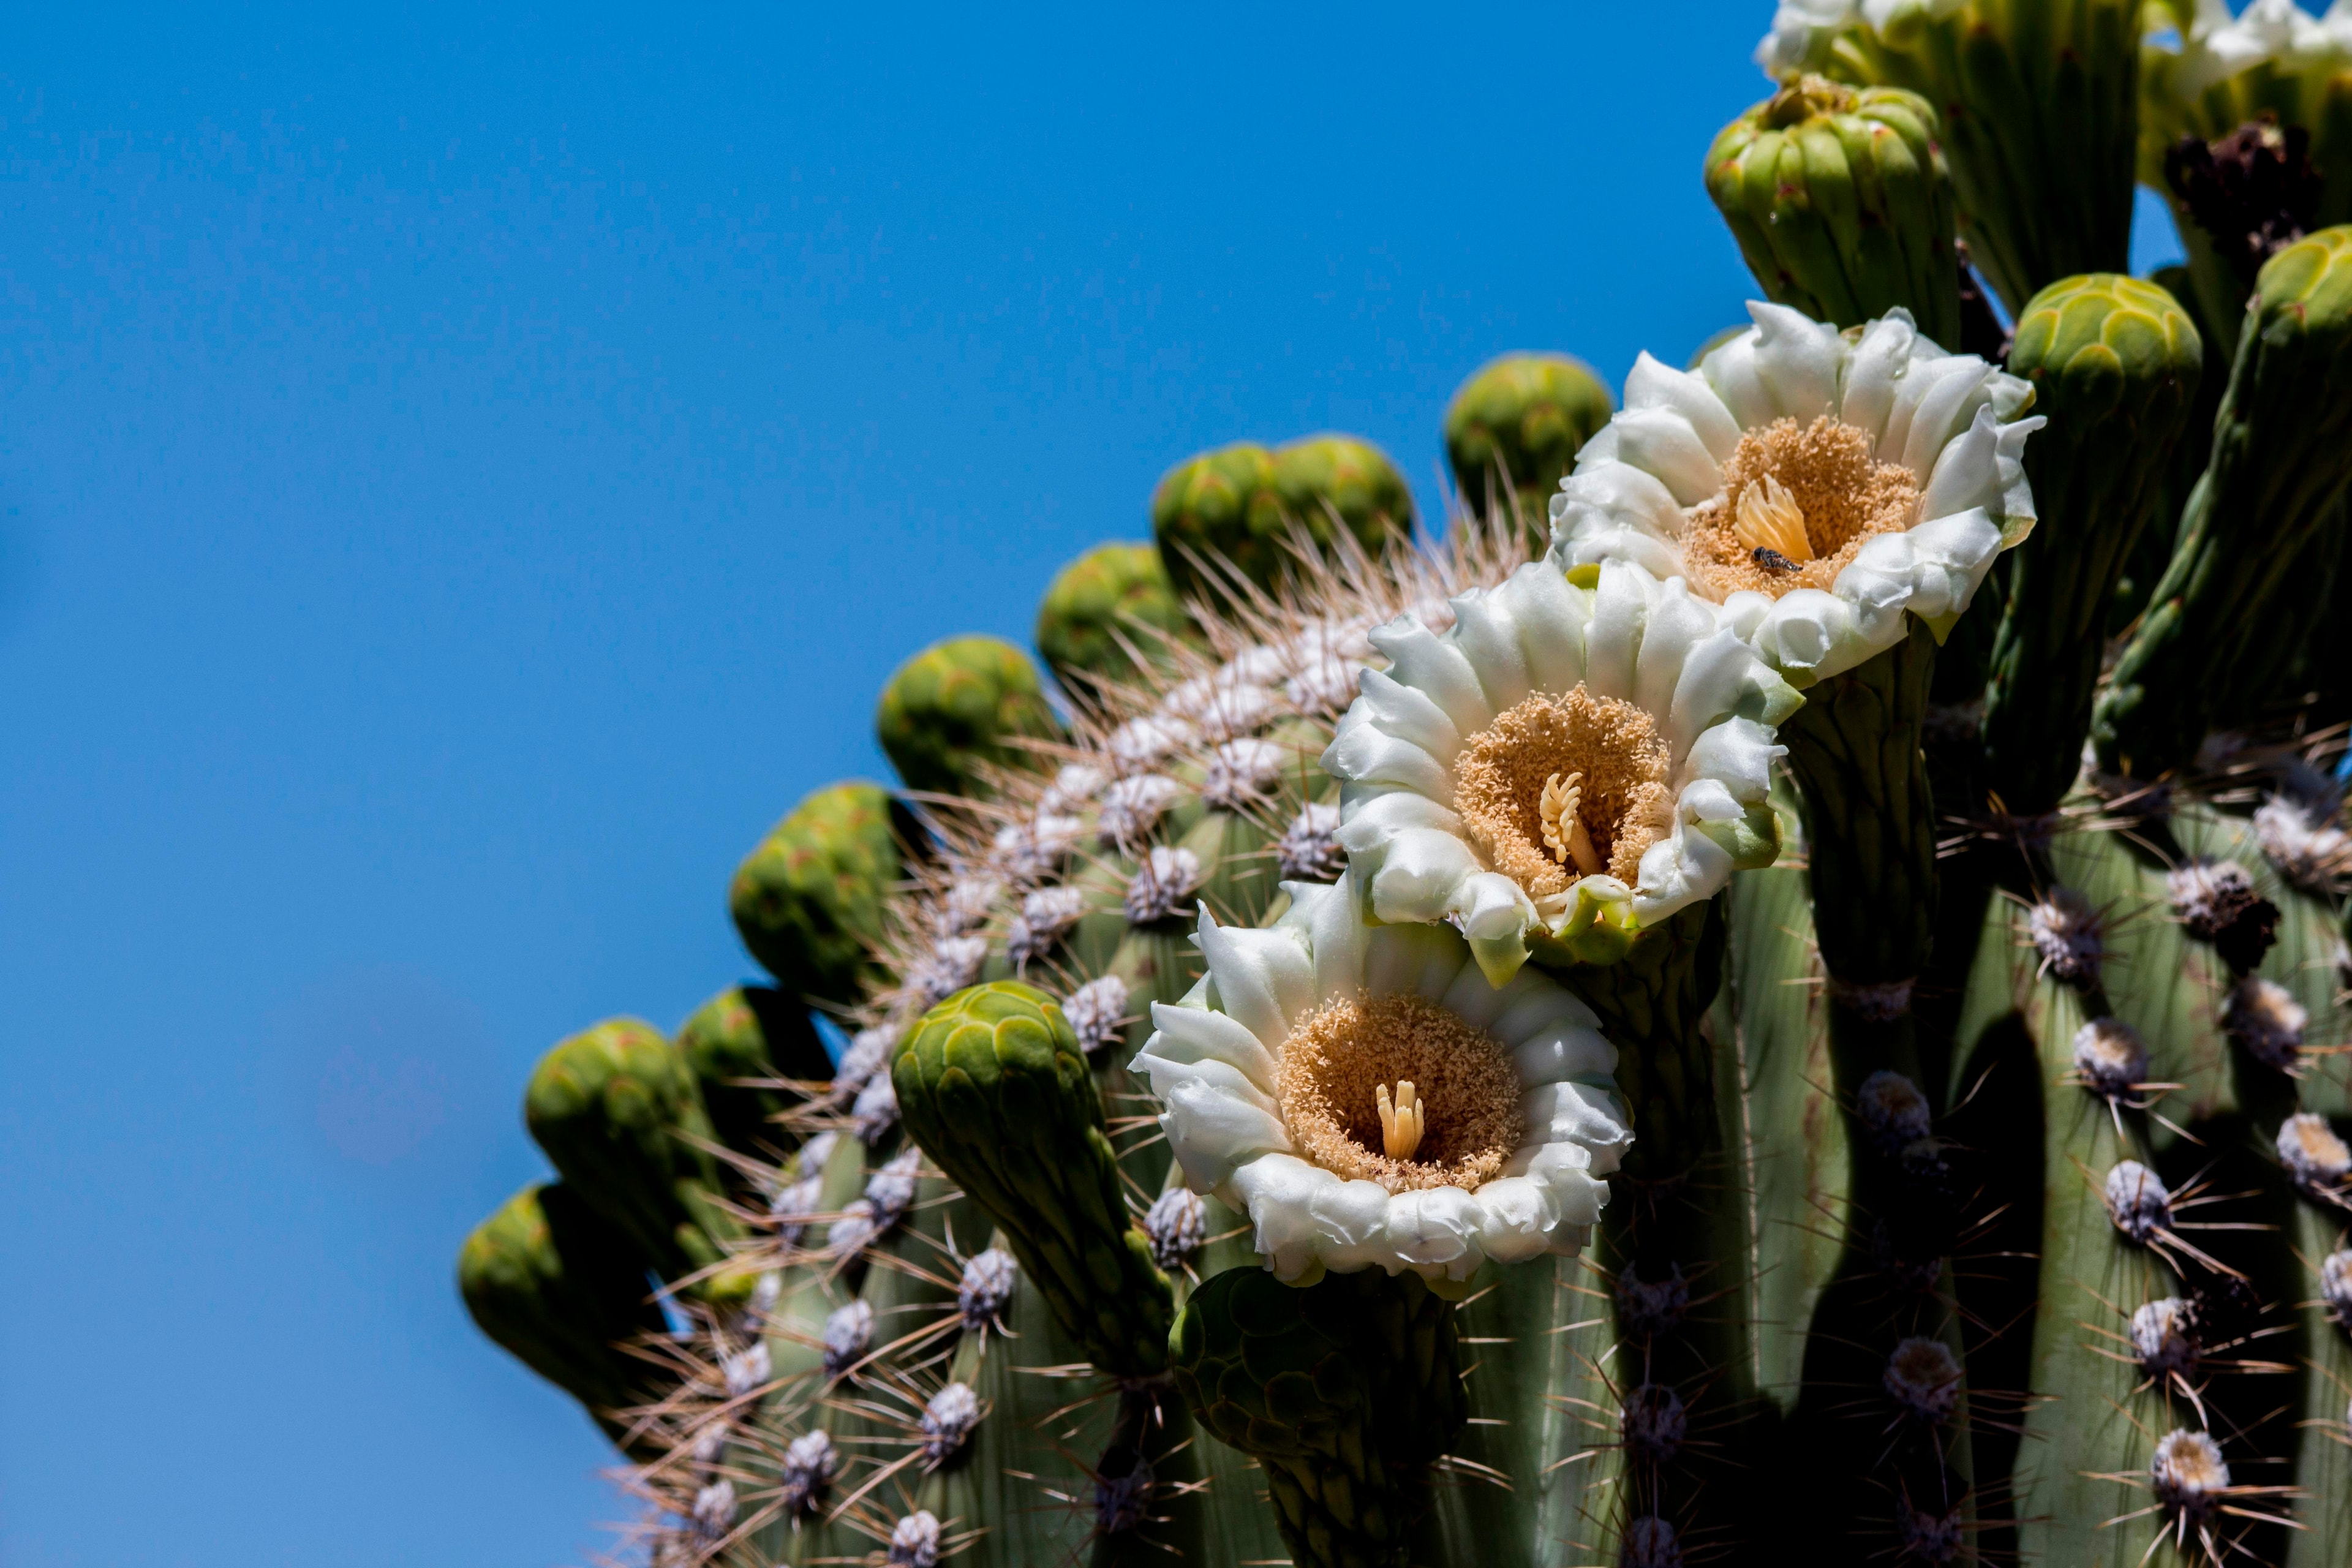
2096;225;2352;782
1152;436;1412;599
1706;76;1960;345
674;985;834;1161
1033;540;1194;690
1441;353;1613;532
1150;441;1284;600
524;1019;734;1278
1268;434;1414;561
457;1182;669;1447
1984;274;2203;816
1167;1265;1466;1568
890;981;1174;1380
874;635;1063;799
729;780;900;1008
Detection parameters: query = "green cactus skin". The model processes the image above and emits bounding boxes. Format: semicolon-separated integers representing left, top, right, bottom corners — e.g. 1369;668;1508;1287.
1706;76;1961;346
1033;540;1195;693
1152;435;1412;600
523;1017;738;1280
874;635;1063;800
890;981;1175;1381
1779;618;1941;998
1981;274;2204;818
673;985;833;1164
2095;227;2352;784
1812;0;2143;316
1441;354;1614;533
2286;1198;2352;1568
458;1182;670;1450
729;780;902;1010
1168;1265;1466;1568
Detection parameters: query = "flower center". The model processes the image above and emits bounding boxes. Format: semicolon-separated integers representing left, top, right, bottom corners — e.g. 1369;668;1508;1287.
1275;992;1524;1195
1452;685;1673;904
1681;415;1920;602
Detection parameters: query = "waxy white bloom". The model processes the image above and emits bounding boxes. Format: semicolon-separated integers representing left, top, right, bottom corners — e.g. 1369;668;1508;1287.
1755;0;1964;77
2156;0;2352;102
1131;873;1632;1285
1321;556;1798;985
1548;304;2040;686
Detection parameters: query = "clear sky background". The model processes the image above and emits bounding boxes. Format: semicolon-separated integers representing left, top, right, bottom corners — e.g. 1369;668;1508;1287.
0;4;2187;1564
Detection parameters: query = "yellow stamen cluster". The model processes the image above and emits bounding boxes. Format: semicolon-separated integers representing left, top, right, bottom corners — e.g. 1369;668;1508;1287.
1275;993;1524;1195
1733;473;1815;565
1376;1080;1425;1161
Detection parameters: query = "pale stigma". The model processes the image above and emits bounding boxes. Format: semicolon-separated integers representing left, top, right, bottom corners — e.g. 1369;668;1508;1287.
1376;1080;1425;1161
1540;771;1605;876
1734;475;1815;564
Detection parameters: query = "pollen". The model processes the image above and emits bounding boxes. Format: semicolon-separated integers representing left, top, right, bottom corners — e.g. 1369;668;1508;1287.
1681;415;1920;602
1453;686;1673;902
1275;992;1524;1195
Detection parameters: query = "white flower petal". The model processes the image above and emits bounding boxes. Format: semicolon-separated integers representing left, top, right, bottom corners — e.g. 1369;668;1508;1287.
1611;406;1724;507
1194;912;1314;1049
1138;1000;1281;1098
1156;1078;1291;1192
1625;351;1743;462
1368;614;1493;733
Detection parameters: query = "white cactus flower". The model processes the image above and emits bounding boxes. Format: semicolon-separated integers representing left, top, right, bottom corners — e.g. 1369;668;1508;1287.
1320;557;1798;986
1754;0;1966;77
2157;0;2352;102
1130;873;1633;1286
1547;303;2040;687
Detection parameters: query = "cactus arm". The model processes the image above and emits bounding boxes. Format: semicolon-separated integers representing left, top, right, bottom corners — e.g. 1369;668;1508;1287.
892;982;1175;1382
2286;1199;2352;1568
1722;856;1847;1411
2010;974;2182;1567
2094;227;2352;783
1983;274;2204;818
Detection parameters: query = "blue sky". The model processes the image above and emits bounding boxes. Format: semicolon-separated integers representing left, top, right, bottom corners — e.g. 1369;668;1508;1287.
0;5;2187;1564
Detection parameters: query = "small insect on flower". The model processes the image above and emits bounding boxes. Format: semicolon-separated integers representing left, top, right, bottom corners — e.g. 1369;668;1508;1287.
2220;976;2308;1073
1621;1383;1689;1465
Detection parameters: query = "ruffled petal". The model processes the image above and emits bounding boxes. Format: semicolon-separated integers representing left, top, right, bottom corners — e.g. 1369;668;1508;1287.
1369;613;1493;734
1156;1078;1291;1192
1137;1000;1281;1097
1611;405;1724;507
1194;911;1315;1049
1624;350;1743;462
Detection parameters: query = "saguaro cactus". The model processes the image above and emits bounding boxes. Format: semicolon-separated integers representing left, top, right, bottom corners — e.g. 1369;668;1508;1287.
459;8;2352;1566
